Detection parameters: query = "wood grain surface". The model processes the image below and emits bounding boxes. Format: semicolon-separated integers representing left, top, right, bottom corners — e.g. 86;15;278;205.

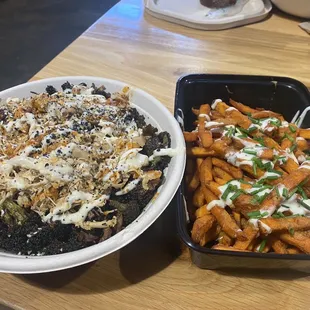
1;0;310;309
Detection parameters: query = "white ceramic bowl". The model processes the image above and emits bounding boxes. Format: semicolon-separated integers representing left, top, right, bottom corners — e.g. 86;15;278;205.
0;76;186;274
271;0;310;18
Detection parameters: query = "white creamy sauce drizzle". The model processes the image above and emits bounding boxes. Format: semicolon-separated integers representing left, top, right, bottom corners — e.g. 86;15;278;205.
44;195;109;225
199;114;211;121
148;148;178;161
5;156;73;182
204;121;224;128
115;178;141;196
211;99;222;110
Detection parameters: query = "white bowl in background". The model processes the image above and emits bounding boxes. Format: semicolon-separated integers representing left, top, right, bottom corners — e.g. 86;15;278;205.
271;0;310;18
0;76;186;274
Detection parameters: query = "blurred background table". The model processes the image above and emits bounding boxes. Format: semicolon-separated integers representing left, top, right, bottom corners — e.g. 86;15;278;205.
0;0;310;309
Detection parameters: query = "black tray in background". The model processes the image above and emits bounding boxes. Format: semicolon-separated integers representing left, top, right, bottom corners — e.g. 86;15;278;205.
174;74;310;272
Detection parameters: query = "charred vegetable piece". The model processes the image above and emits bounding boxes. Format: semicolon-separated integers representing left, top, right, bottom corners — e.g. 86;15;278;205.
0;199;28;226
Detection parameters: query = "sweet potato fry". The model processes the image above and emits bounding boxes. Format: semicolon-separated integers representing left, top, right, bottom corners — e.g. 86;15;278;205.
229;99;257;115
214;177;227;185
195;205;209;218
282;158;299;173
192;186;205;208
260;217;310;234
233;211;241;227
204;181;221;197
269;236;288;254
218;231;233;246
196;158;204;170
212;244;251;252
212;157;243;179
210;206;246;241
198;104;213;148
287;247;303;254
260;168;310;215
297;137;308;151
251;110;284;120
200;223;220;246
191;214;216;245
279;231;310;254
234;223;259;250
183;131;198;142
212;166;234;182
259;148;274;160
299;129;310;140
188;170;200;193
201;185;218;203
187;147;215;157
199;158;213;184
198;131;213;148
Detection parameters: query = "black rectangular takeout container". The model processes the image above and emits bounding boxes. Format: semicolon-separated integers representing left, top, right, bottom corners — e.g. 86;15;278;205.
174;74;310;272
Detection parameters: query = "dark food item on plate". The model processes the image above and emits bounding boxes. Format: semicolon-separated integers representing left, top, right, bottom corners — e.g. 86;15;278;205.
200;0;237;8
0;82;175;256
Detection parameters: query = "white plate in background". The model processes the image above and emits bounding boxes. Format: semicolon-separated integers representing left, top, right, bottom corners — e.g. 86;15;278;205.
145;0;272;30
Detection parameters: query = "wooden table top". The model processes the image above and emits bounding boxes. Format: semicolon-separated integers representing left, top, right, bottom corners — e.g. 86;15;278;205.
1;1;310;309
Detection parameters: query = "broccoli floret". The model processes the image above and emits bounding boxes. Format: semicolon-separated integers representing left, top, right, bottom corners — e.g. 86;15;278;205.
158;131;171;148
131;108;146;128
143;124;158;136
0;199;28;226
109;200;140;226
45;85;57;95
61;81;73;90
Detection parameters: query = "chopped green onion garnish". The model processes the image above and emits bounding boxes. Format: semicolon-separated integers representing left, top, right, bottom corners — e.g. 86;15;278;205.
221;185;238;200
238;127;250;135
243;149;257;155
297;199;310;211
239;179;251;185
297;187;308;200
253;137;265;147
272;212;285;218
289;125;296;133
289;228;295;236
247;210;269;219
258;239;267;253
276;187;280;198
290;144;297;153
299;177;309;188
248;126;257;133
253;161;257;176
288;187;299;199
282;188;288;199
285;133;294;143
270;119;281;127
281;205;290;209
248;116;260;124
230;190;243;201
267;169;283;175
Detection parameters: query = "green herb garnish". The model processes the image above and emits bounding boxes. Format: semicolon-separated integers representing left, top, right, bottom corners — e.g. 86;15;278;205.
253;137;266;147
270;119;281;127
258;240;267;253
276;187;280;198
289;228;295;236
248;116;260;125
297;199;310;211
289;125;296;133
272;212;285;218
297;187;308;200
290;144;297;153
243;149;257;155
247;210;269;219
